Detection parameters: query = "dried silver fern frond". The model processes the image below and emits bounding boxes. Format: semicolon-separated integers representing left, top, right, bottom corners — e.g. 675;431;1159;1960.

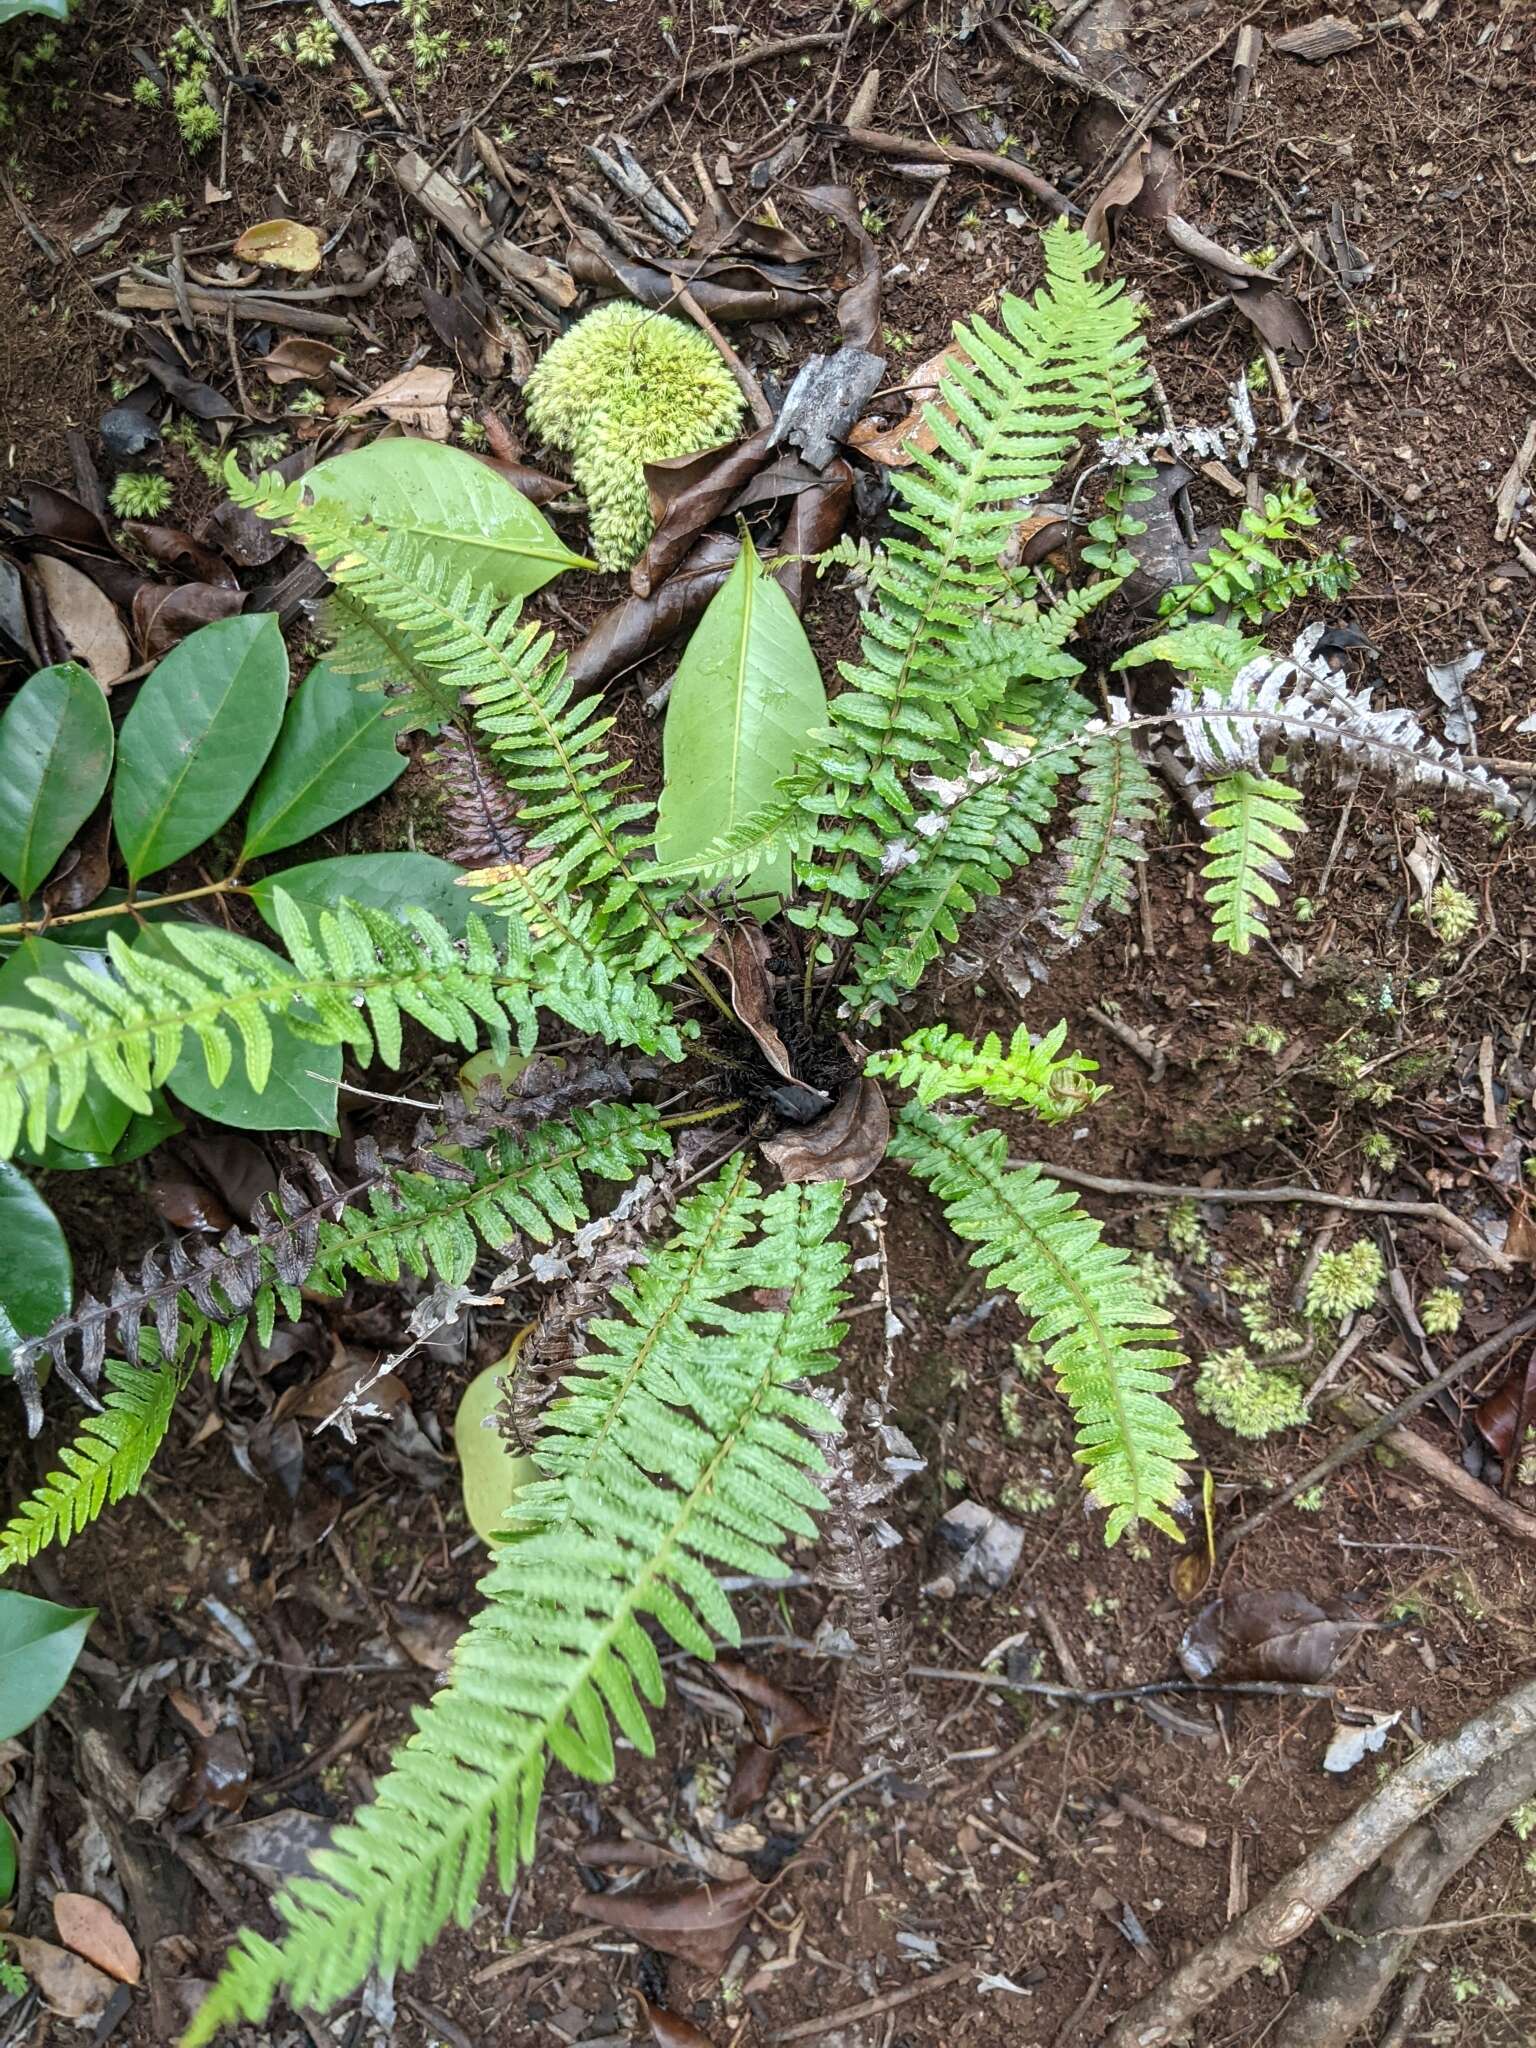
1167;623;1531;817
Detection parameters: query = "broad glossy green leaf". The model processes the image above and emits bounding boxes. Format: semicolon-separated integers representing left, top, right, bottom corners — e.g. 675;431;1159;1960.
114;614;289;883
0;1814;15;1903
0;1163;71;1374
655;530;826;905
22;1098;182;1172
302;439;592;599
0;1592;95;1740
241;658;405;859
0;663;114;900
454;1352;539;1544
0;0;70;21
134;925;341;1134
0;938;134;1156
248;851;471;937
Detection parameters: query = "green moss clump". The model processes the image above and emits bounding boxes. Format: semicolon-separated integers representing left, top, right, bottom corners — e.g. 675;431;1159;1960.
524;300;744;571
1193;1346;1309;1440
109;473;174;520
1306;1238;1385;1320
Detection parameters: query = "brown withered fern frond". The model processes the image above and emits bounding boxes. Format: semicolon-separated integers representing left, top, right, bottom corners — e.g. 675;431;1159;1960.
430;719;526;866
10;1150;371;1430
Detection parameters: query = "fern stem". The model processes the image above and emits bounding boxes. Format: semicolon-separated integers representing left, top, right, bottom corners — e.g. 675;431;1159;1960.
0;875;247;938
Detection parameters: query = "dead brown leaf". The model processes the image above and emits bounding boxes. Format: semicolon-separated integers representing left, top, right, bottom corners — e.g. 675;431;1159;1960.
800;185;881;352
52;1895;141;1986
632;428;777;599
723;1740;779;1818
1179;1590;1371;1684
121;521;238;588
354;366;454;441
712;1658;822;1748
258;337;340;385
565;533;738;698
41;806;111;916
567;235;812;324
775;459;854;613
1163;216;1314;354
26;482;111;550
573;1875;763;1975
32;555;132;685
133;580;246;658
1083;138;1181;248
149;1174;234;1234
846;344;966;469
4;1938;116;2020
277;1358;409;1425
641;2000;721;2048
762;1078;889;1187
703;920;795;1082
233;217;323;273
1473;1349;1536;1459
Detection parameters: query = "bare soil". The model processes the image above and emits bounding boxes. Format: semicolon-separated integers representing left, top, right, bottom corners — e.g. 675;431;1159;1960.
3;2;1536;2044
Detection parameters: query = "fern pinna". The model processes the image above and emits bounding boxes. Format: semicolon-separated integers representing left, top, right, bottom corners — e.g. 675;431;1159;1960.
3;219;1528;2047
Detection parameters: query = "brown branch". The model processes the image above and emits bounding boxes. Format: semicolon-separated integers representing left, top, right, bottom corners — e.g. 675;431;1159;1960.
312;0;407;128
1216;1307;1536;1557
1014;1159;1516;1274
638;31;843;123
1103;1671;1536;2048
1327;1388;1536;1550
764;1961;974;2044
1272;1730;1536;2048
667;275;773;429
912;1667;1335;1705
816;125;1077;218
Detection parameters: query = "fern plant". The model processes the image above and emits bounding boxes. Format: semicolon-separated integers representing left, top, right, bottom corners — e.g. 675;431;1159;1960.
2;221;1528;2046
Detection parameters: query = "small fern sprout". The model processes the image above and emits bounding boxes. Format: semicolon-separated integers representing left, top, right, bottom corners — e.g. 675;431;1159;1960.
524;300;745;570
1305;1239;1386;1320
1420;1285;1463;1337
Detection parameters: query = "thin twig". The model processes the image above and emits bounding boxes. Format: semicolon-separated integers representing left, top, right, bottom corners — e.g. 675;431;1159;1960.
667;274;772;428
911;1667;1335;1705
764;1962;975;2044
638;30;845;124
817;124;1077;217
1012;1159;1515;1274
1218;1306;1536;1557
312;0;408;128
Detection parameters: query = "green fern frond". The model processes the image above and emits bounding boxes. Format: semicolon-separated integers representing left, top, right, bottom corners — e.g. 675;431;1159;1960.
1047;730;1163;945
1199;769;1306;954
26;1106;667;1399
461;861;692;1059
784;223;1148;957
0;1355;183;1572
0;898;537;1159
890;1107;1189;1540
1115;618;1266;686
844;683;1089;1016
1158;484;1326;627
324;589;459;734
185;1166;848;2044
231;463;702;988
866;1020;1104;1119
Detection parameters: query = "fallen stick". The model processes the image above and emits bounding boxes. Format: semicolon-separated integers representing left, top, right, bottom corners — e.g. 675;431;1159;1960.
668;274;773;429
1017;1161;1515;1274
390;150;575;315
816;125;1077;217
312;0;407;128
1272;1728;1536;2048
764;1960;973;2044
115;278;352;336
1215;1307;1536;1556
1102;1672;1536;2048
1328;1389;1536;1549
